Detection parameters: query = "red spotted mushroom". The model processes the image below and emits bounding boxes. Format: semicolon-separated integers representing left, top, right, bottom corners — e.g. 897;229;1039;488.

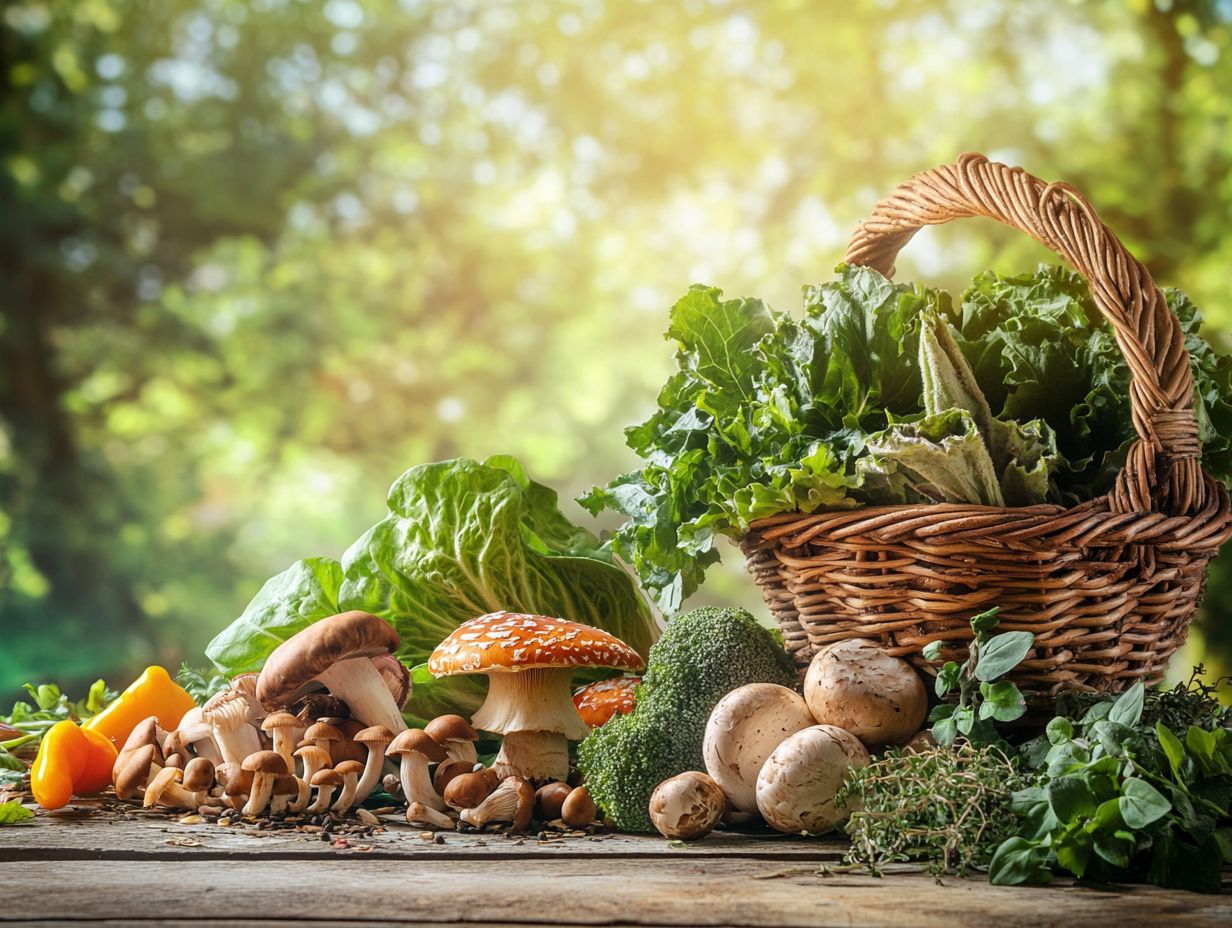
572;676;640;728
429;612;644;783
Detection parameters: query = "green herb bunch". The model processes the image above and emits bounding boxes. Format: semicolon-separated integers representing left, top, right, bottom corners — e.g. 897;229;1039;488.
584;265;1232;614
925;607;1033;747
991;681;1232;892
839;742;1037;879
0;680;115;788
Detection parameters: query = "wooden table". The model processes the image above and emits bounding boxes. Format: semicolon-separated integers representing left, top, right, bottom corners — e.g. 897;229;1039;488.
2;805;1229;927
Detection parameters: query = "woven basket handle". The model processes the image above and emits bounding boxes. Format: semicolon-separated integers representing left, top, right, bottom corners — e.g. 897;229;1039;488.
843;152;1203;515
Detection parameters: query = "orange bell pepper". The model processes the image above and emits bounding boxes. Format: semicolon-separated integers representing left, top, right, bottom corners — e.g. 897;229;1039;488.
83;665;196;749
30;720;118;810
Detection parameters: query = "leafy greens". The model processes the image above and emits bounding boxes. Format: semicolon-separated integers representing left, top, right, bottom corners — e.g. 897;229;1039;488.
206;455;658;722
584;265;1232;613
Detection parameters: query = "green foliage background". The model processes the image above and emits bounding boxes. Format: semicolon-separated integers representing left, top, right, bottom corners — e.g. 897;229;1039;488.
2;0;1230;698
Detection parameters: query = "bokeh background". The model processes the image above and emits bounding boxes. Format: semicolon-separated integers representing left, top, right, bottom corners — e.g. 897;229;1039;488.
3;0;1231;702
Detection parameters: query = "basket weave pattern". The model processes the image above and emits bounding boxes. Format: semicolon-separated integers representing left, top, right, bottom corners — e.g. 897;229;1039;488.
741;153;1232;696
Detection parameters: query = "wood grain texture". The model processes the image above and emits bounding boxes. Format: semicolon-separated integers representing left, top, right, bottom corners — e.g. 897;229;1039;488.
1;808;1228;927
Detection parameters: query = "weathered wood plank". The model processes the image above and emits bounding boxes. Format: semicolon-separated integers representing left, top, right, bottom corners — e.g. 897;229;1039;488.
2;857;1229;927
0;807;844;862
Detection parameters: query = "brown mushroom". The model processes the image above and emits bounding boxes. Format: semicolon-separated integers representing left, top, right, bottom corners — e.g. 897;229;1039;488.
433;758;476;796
241;750;289;816
443;771;493;811
407;801;456;830
269;774;301;817
561;785;597;828
534;781;572;821
307;768;343;814
216;763;254;811
261;711;303;770
144;767;204;811
429;612;644;782
174;707;222;764
352;725;395;805
181;757;216;802
113;743;162;802
459;776;535;833
802;639;928;748
385;728;447;812
424;715;479;764
330;759;366;812
321;717;369;764
256;611;408;732
302;721;345;761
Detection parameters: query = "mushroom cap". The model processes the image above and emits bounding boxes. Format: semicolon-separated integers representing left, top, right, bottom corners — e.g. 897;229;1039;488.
257;611;400;708
386;728;446;762
534;781;572;820
323;718;369;764
434;758;477;795
803;639;928;747
114;743;161;799
121;717;166;762
755;724;870;835
572;676;640;728
702;683;817;814
261;711;301;734
311;768;344;788
443;771;493;810
176;706;214;743
424;715;478;745
182;757;216;792
649;771;726;841
334;759;365;778
428;612;644;677
217;764;255;793
242;750;289;775
561;786;597;828
303;722;345;744
293;745;331;768
354;725;395;747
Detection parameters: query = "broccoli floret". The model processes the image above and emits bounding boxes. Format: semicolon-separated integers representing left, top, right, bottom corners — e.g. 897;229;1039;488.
577;606;796;833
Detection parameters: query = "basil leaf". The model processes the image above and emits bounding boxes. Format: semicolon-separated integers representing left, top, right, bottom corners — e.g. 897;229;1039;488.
1048;776;1099;822
978;681;1027;722
1156;722;1186;779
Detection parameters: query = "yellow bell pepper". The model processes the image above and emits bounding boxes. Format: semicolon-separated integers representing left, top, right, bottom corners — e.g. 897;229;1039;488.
30;720;118;810
83;665;197;749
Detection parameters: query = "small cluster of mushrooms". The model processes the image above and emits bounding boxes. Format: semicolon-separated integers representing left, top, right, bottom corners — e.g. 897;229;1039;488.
109;609;643;834
650;638;930;840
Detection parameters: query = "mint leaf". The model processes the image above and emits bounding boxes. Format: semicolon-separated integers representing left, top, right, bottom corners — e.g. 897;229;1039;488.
1118;778;1171;829
974;631;1034;682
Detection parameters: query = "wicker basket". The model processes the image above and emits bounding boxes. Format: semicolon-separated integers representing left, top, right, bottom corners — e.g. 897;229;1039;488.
739;153;1232;697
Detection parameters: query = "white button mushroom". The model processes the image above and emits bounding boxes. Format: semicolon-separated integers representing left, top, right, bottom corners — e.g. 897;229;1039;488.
702;683;816;814
755;724;870;834
649;771;727;841
802;639;927;748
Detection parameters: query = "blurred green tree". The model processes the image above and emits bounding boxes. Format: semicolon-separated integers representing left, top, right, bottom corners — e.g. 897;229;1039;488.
1;0;1229;696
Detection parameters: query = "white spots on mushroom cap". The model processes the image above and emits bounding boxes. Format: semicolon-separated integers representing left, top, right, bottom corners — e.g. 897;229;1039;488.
426;611;644;677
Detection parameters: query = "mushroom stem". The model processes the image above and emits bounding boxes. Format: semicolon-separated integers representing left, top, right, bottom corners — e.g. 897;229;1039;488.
407;802;455;829
243;773;276;816
354;749;386;805
444;742;478;765
212;722;261;768
398;754;446;812
315;657;407;733
493;730;571;783
332;770;360;812
288;777;311;814
307;783;337;814
269;728;300;771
